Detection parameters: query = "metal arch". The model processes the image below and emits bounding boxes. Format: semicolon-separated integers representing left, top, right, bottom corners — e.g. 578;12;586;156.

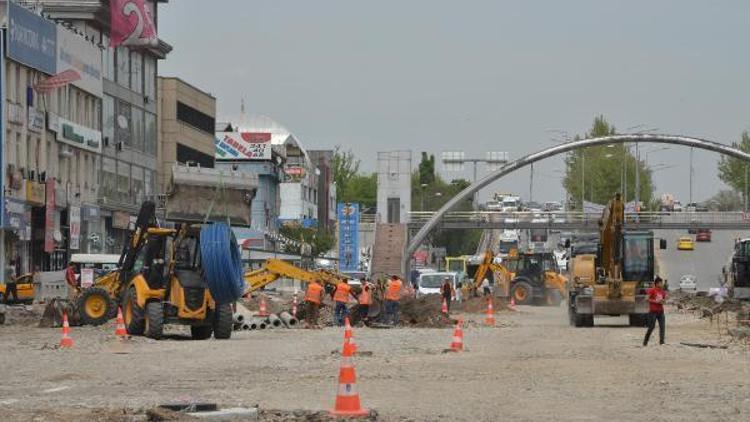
404;134;750;273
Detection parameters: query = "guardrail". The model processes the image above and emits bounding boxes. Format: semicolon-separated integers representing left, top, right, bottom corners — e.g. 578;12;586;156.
406;211;750;230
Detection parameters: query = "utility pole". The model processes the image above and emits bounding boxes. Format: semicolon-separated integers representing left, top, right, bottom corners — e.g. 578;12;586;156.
635;143;640;211
529;163;534;202
580;150;585;210
689;147;694;204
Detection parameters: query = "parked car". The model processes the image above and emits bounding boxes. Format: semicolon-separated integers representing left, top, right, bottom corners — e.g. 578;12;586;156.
677;236;695;251
696;228;712;242
679;274;697;291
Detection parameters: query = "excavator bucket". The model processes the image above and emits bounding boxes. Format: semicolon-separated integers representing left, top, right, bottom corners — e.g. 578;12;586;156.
167;163;258;226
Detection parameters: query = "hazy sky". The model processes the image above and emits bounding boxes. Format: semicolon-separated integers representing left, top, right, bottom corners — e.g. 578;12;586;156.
159;0;750;204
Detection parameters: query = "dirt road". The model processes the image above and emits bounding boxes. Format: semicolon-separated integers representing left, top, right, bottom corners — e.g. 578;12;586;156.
1;305;748;421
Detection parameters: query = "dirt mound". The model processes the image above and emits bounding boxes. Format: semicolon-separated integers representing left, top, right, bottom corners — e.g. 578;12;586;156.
399;295;453;327
259;409;379;421
455;296;510;313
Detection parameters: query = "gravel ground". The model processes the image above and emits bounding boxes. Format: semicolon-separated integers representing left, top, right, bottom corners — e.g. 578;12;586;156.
1;304;748;421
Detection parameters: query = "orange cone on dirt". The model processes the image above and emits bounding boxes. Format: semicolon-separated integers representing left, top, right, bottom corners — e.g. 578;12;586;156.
59;313;74;348
344;317;358;355
258;295;269;317
115;307;128;337
485;298;496;326
510;297;517;309
441;297;448;314
449;318;464;352
330;332;369;417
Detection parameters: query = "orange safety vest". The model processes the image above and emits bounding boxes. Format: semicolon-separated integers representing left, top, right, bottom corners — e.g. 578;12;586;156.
305;283;323;304
385;279;402;301
333;283;352;303
358;285;372;305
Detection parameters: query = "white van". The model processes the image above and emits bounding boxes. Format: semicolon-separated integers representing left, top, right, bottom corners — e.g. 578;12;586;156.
417;272;458;298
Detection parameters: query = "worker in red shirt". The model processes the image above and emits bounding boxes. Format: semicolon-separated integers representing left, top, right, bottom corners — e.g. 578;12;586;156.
643;277;667;346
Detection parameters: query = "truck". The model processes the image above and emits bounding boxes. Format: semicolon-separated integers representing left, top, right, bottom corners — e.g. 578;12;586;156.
660;193;675;212
567;193;665;327
725;238;750;300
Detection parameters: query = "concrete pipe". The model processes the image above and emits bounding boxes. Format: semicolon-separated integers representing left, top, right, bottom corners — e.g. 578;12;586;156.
249;317;267;329
268;313;283;328
233;313;245;324
249;321;258;330
279;311;298;328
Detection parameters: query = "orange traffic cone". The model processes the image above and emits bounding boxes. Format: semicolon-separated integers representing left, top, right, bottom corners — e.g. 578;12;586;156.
330;333;369;417
115;307;128;338
344;317;357;355
258;295;269;317
441;297;449;314
485;298;495;326
59;312;74;348
449;318;464;352
509;297;517;309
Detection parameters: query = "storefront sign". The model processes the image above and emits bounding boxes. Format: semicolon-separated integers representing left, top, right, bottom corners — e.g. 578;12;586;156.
44;178;56;253
215;132;272;160
112;211;130;229
54;116;102;153
25;180;46;206
4;198;30;240
7;1;57;74
7;102;24;124
337;203;360;272
80;268;94;288
285;166;305;176
69;206;81;250
57;26;102;98
28;107;45;132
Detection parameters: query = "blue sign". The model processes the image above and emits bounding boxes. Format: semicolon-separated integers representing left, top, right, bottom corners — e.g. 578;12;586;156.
7;1;57;74
337;203;360;272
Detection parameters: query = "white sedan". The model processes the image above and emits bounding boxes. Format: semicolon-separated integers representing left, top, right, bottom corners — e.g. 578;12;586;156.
679;274;697;291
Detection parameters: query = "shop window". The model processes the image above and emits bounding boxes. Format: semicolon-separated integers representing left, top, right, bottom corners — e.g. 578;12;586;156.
145;112;157;156
103;35;115;80
144;56;156;99
103;95;115;146
101;157;117;200
131;51;143;94
176;102;215;134
116;100;132;147
116;46;130;88
117;161;131;204
132;107;145;152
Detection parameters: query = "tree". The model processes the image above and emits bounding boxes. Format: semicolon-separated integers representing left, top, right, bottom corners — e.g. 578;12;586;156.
705;190;743;211
333;146;377;209
717;131;750;204
279;223;335;257
418;152;436;185
563;115;654;207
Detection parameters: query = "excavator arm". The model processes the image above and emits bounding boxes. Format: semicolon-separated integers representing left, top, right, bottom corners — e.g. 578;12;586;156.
243;259;349;296
472;250;515;295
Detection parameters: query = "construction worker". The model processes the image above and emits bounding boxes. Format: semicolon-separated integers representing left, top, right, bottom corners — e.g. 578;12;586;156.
333;279;354;326
441;277;454;313
3;263;17;304
643;277;667;346
384;275;403;325
304;279;324;328
481;277;492;296
358;279;373;325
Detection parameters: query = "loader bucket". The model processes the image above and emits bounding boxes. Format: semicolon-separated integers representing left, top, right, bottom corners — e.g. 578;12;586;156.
167;164;258;226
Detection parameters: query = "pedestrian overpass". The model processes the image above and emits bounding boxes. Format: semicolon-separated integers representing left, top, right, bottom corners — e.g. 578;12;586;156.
407;211;750;232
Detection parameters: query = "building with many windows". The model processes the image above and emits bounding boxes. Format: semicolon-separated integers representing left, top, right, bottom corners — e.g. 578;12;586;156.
157;76;216;193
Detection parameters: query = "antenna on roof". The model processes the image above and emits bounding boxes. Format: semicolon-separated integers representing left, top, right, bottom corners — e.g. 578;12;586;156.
240;98;246;125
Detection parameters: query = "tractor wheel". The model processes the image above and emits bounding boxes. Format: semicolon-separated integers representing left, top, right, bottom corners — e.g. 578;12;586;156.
213;303;233;340
145;300;164;340
545;290;563;307
191;325;213;340
77;287;115;326
511;281;534;305
574;312;594;327
123;286;145;335
629;314;648;327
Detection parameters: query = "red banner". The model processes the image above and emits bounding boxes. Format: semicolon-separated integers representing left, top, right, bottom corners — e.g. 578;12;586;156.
44;178;55;253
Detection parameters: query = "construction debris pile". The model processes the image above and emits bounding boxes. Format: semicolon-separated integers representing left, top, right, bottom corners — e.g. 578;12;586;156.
670;291;750;340
234;299;299;331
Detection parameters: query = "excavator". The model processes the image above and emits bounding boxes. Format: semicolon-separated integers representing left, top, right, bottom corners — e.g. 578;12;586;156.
472;249;567;306
242;259;350;294
47;163;259;340
567;193;662;327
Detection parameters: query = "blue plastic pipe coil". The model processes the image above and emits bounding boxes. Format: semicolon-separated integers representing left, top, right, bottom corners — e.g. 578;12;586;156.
200;223;244;304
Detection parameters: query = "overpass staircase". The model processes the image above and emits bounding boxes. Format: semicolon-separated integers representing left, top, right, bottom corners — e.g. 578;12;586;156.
371;223;407;277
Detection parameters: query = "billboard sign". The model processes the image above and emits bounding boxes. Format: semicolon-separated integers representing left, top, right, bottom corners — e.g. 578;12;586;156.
337;203;360;272
7;1;57;74
57;26;103;97
215;132;272;160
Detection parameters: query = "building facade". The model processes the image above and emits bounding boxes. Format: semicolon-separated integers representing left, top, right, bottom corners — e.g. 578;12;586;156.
157;77;215;194
39;0;171;254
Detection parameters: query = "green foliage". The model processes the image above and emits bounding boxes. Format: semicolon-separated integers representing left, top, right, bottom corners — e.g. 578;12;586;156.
706;190;744;211
717;132;750;199
563;115;654;207
279;224;336;257
333;147;377;209
418;152;436;185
